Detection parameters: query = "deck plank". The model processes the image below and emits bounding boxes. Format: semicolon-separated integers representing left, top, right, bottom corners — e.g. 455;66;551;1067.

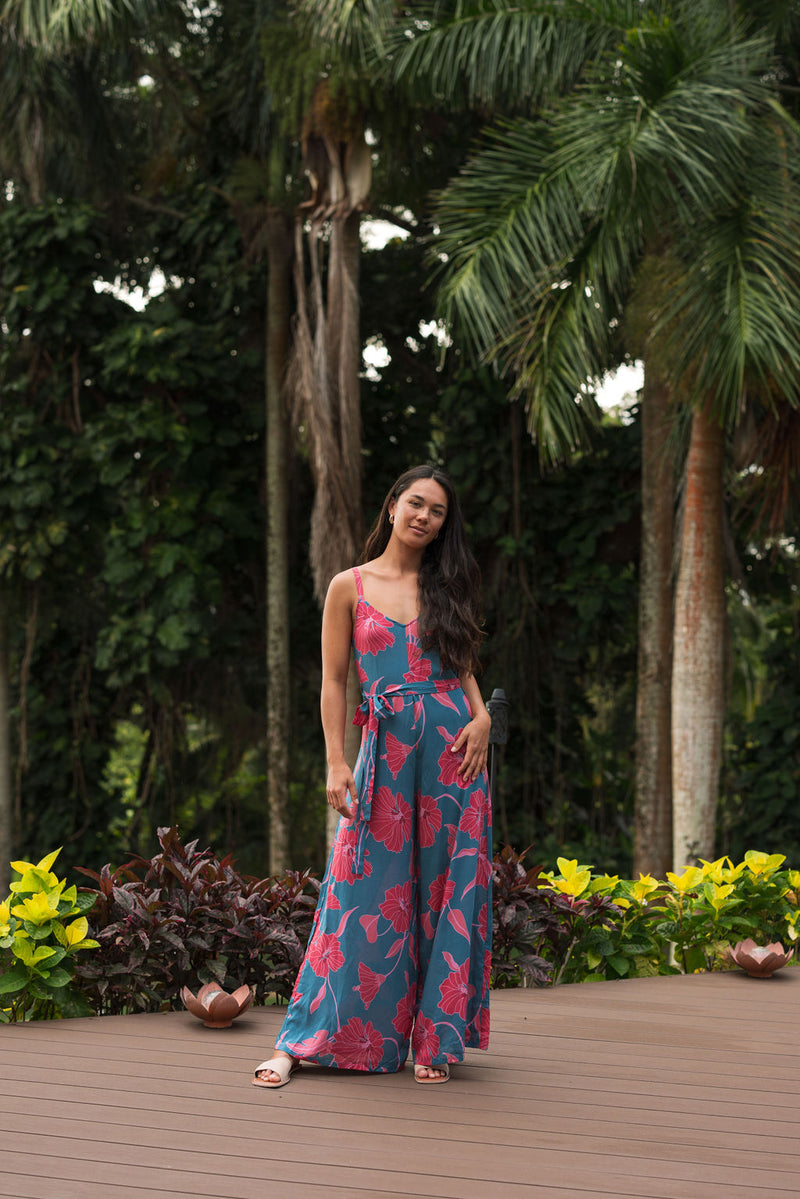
1;970;798;1198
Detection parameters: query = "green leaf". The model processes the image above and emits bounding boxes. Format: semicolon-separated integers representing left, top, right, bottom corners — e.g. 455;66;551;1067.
0;963;30;994
24;923;55;941
40;967;73;990
607;954;631;977
155;614;194;652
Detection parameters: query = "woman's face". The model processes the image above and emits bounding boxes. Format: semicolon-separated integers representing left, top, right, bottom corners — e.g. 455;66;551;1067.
389;478;449;548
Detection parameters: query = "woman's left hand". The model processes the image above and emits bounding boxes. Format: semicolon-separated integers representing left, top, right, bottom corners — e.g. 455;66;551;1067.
451;712;491;783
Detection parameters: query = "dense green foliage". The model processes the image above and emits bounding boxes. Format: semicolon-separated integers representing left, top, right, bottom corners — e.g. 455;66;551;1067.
0;183;644;877
0;198;274;872
2;189;799;876
721;553;800;863
1;0;799;888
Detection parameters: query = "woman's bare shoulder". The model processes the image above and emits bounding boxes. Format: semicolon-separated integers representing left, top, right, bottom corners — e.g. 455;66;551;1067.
325;568;359;607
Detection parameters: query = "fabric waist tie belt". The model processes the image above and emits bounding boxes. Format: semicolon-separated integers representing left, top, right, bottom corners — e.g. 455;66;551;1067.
350;678;461;877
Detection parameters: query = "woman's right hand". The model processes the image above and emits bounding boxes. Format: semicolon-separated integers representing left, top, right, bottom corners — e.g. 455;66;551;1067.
326;760;359;820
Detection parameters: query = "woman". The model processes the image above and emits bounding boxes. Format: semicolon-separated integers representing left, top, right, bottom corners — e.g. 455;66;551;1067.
254;465;492;1087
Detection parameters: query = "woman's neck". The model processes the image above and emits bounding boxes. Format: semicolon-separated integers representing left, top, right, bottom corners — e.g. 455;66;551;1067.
374;539;424;576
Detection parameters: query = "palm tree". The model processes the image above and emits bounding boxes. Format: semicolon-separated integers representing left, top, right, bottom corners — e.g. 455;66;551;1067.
292;0;800;870
425;0;800;867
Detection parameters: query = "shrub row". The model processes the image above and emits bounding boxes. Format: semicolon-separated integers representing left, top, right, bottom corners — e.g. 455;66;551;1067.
1;827;319;1021
493;845;800;986
2;829;798;1021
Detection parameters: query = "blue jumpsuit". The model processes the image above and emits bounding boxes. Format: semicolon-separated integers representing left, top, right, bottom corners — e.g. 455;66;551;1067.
274;567;492;1071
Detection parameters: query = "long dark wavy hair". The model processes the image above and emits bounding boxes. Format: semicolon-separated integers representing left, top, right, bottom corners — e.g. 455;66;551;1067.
362;465;483;676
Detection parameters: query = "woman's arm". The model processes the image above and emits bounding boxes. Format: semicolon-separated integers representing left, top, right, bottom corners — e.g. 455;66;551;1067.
451;672;492;783
321;571;359;819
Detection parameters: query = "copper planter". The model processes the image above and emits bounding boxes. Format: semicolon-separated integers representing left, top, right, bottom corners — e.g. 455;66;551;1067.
728;939;794;978
181;983;253;1027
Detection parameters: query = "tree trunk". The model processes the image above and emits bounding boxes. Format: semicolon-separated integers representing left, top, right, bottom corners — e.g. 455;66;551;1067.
265;210;293;876
328;210;363;543
289;101;369;850
671;405;726;868
0;601;11;895
324;211;364;850
633;370;674;877
292;211;364;606
290;205;365;851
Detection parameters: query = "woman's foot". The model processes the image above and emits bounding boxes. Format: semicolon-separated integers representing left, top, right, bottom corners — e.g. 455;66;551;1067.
414;1062;450;1084
253;1052;298;1088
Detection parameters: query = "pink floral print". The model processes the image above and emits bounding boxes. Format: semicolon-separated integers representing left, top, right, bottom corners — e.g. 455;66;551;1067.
404;639;432;683
353;605;395;656
411;1013;441;1062
460;788;488;840
428;870;455;913
355;963;387;1009
379;881;413;932
371;785;412;853
331;823;373;884
306;932;345;978
417;792;443;848
436;727;467;787
439;954;475;1019
381;731;414;777
329;1017;385;1070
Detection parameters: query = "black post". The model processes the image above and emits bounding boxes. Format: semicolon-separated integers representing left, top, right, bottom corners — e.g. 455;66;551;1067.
486;688;510;843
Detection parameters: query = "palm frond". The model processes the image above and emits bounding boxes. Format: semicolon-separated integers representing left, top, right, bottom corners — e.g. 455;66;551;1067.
295;0;395;62
551;13;776;226
388;0;648;113
0;37;130;200
736;0;800;52
655;132;800;419
0;0;161;49
430;0;799;460
433;116;634;460
433;120;585;353
733;402;800;535
502;277;609;459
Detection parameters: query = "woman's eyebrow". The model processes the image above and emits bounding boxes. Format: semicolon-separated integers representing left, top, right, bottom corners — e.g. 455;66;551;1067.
409;493;447;510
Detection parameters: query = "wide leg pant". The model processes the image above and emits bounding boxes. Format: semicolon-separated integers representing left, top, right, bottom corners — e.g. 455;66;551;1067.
274;688;492;1072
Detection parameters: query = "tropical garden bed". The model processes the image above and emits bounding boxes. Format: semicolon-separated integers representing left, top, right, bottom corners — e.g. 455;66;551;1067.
1;827;797;1022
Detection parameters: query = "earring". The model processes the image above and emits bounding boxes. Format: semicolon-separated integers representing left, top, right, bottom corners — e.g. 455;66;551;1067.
389;514;394;524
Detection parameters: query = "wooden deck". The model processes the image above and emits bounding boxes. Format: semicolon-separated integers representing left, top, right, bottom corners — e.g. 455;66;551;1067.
2;969;799;1199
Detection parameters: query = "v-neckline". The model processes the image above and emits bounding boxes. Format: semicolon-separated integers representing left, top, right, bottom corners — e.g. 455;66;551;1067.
359;596;418;629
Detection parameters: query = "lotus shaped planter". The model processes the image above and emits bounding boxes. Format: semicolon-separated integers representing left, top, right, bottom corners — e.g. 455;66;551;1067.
728;939;794;979
181;983;253;1027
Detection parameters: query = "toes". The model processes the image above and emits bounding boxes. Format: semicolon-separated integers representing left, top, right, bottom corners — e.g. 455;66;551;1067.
415;1064;445;1080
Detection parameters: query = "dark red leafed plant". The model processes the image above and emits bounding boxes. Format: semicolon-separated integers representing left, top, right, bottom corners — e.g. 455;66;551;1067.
491;845;555;987
72;826;319;1015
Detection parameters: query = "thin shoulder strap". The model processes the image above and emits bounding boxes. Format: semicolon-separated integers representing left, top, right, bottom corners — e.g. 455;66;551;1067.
352;566;364;598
